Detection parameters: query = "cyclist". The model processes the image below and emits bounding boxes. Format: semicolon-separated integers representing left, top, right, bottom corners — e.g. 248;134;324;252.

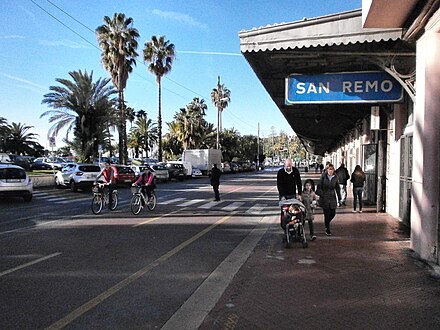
95;162;116;210
132;165;155;204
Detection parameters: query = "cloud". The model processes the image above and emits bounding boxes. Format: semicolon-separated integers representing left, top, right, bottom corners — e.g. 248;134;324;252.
151;9;209;31
0;35;25;39
0;72;46;92
39;39;90;49
178;50;241;57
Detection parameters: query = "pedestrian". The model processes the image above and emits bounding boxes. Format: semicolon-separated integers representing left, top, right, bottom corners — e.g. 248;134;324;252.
319;163;324;173
277;158;302;228
210;163;221;201
350;165;366;213
95;162;116;210
302;179;318;240
317;163;341;235
335;162;350;206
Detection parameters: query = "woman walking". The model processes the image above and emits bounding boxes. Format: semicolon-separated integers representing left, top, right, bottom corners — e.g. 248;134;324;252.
318;163;341;236
350;165;366;213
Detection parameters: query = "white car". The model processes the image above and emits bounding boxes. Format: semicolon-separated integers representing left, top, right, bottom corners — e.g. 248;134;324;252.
54;163;101;192
192;168;203;177
0;164;33;202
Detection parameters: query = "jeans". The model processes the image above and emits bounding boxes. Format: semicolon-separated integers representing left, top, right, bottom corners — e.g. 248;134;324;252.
339;184;347;203
107;183;115;209
353;187;364;211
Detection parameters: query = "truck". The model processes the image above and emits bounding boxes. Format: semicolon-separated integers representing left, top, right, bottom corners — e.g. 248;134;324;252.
182;149;222;175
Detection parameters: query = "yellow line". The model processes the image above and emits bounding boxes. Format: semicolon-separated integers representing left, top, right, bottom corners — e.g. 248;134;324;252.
46;214;234;330
0;253;61;277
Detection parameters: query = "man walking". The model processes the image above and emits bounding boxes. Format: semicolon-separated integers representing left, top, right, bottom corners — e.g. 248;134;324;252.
210;163;222;201
336;162;350;206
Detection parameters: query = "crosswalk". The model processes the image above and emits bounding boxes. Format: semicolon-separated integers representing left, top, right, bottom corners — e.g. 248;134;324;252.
32;191;278;215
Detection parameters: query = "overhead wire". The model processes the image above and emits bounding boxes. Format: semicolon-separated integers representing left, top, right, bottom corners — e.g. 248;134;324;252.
31;0;259;131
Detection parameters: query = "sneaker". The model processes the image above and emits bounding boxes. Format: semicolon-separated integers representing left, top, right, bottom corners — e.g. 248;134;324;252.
358;210;363;213
311;235;317;241
352;210;357;213
325;229;332;236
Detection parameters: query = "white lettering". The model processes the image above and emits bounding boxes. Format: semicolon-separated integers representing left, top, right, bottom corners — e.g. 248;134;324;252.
354;81;363;93
381;80;393;92
366;80;378;92
342;81;352;92
296;82;306;94
307;83;317;94
319;82;330;94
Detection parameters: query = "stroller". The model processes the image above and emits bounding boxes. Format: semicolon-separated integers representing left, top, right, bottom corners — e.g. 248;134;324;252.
279;198;308;248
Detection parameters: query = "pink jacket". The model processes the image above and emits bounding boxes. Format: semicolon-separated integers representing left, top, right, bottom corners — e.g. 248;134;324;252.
134;172;154;186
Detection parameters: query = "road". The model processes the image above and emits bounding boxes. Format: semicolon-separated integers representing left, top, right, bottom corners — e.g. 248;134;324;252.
0;170;281;329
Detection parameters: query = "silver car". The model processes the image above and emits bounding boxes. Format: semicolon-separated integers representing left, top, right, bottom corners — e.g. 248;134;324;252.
0;164;33;202
55;163;101;192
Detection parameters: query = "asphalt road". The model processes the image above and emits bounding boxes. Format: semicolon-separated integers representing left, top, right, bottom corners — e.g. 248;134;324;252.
0;170;280;329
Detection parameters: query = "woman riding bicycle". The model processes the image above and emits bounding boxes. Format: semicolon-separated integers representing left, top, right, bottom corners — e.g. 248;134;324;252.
95;162;116;210
132;165;155;204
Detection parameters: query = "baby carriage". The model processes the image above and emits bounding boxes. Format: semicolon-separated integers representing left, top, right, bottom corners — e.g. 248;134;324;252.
279;198;308;248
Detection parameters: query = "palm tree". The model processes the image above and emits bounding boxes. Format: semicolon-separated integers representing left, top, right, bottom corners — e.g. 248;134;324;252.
41;70;116;162
143;35;176;162
96;13;140;164
0;117;8;151
211;76;231;149
2;122;40;155
130;112;158;158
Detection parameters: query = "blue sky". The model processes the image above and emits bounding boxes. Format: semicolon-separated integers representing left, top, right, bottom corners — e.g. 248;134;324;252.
0;0;361;149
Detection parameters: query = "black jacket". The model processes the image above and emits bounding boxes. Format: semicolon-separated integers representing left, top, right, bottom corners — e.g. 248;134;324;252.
277;167;302;198
336;165;350;185
318;173;341;209
210;166;221;185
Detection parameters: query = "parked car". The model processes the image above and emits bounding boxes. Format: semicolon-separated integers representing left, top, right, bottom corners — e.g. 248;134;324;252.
221;162;231;173
164;162;186;181
0;164;33;202
32;157;66;170
9;154;32;171
54;163;101;192
111;165;135;186
151;164;170;182
192;167;203;177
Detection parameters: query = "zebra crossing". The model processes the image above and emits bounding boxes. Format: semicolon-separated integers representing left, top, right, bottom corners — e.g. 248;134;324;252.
32;191;278;215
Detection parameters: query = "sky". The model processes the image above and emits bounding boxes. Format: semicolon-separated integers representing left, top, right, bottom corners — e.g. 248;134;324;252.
0;0;361;149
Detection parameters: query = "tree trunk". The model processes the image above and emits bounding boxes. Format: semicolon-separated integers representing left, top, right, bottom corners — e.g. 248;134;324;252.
158;78;163;162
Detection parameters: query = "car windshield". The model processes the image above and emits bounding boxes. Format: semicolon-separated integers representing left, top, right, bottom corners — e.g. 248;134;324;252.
117;167;133;174
78;165;101;172
0;168;26;180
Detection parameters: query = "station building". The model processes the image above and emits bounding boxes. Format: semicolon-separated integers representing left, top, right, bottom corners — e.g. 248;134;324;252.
239;0;439;265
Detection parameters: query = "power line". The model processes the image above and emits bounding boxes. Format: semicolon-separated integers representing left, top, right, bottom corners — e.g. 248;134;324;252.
32;0;257;132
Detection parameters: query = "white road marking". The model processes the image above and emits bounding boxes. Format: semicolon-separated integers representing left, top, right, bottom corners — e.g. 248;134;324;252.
178;199;205;207
0;252;62;277
159;197;185;205
221;202;244;211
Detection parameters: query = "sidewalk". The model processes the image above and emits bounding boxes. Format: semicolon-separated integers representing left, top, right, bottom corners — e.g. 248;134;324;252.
199;190;440;329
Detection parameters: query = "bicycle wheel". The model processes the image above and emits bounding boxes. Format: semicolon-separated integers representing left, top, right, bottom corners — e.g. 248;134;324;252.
147;192;157;211
91;195;103;214
110;192;118;210
130;194;143;215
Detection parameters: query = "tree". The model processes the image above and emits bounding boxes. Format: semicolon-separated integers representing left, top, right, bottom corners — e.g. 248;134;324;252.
143;35;176;162
129;111;158;158
2;122;41;155
96;13;139;164
210;77;231;149
41;70;116;162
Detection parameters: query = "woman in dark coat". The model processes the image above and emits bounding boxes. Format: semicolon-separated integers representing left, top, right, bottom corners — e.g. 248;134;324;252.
318;163;341;236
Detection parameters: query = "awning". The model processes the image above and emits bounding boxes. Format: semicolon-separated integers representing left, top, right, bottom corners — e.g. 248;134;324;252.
239;9;415;155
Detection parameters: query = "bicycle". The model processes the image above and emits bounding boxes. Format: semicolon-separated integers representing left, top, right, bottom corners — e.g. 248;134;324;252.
91;182;118;214
130;185;157;215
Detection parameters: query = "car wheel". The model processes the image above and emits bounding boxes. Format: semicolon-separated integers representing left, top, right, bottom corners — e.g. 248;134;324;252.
70;180;78;192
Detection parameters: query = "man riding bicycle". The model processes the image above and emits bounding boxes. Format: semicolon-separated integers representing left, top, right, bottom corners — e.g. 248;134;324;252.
132;165;155;204
95;162;116;210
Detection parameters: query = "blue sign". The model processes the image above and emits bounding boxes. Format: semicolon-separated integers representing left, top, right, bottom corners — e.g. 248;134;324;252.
285;71;403;104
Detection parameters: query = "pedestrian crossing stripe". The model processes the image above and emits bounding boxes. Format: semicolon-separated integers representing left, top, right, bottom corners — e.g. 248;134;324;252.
159;197;185;205
178;199;205;207
221;202;245;211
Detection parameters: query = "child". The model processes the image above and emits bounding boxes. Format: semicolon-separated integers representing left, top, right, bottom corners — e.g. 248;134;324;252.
302;178;318;240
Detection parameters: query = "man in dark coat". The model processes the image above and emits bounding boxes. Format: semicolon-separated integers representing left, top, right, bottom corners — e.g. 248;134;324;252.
210;163;222;201
336;162;350;206
277;158;302;200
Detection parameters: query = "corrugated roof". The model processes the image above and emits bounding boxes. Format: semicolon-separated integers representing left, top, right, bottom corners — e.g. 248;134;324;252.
239;9;403;52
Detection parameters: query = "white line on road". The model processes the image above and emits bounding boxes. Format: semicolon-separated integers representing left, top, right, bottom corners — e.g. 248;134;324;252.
178;199;205;207
0;252;62;277
221;201;244;211
158;197;185;205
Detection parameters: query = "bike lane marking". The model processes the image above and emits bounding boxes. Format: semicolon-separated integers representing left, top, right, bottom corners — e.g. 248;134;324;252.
0;252;61;277
46;213;237;330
